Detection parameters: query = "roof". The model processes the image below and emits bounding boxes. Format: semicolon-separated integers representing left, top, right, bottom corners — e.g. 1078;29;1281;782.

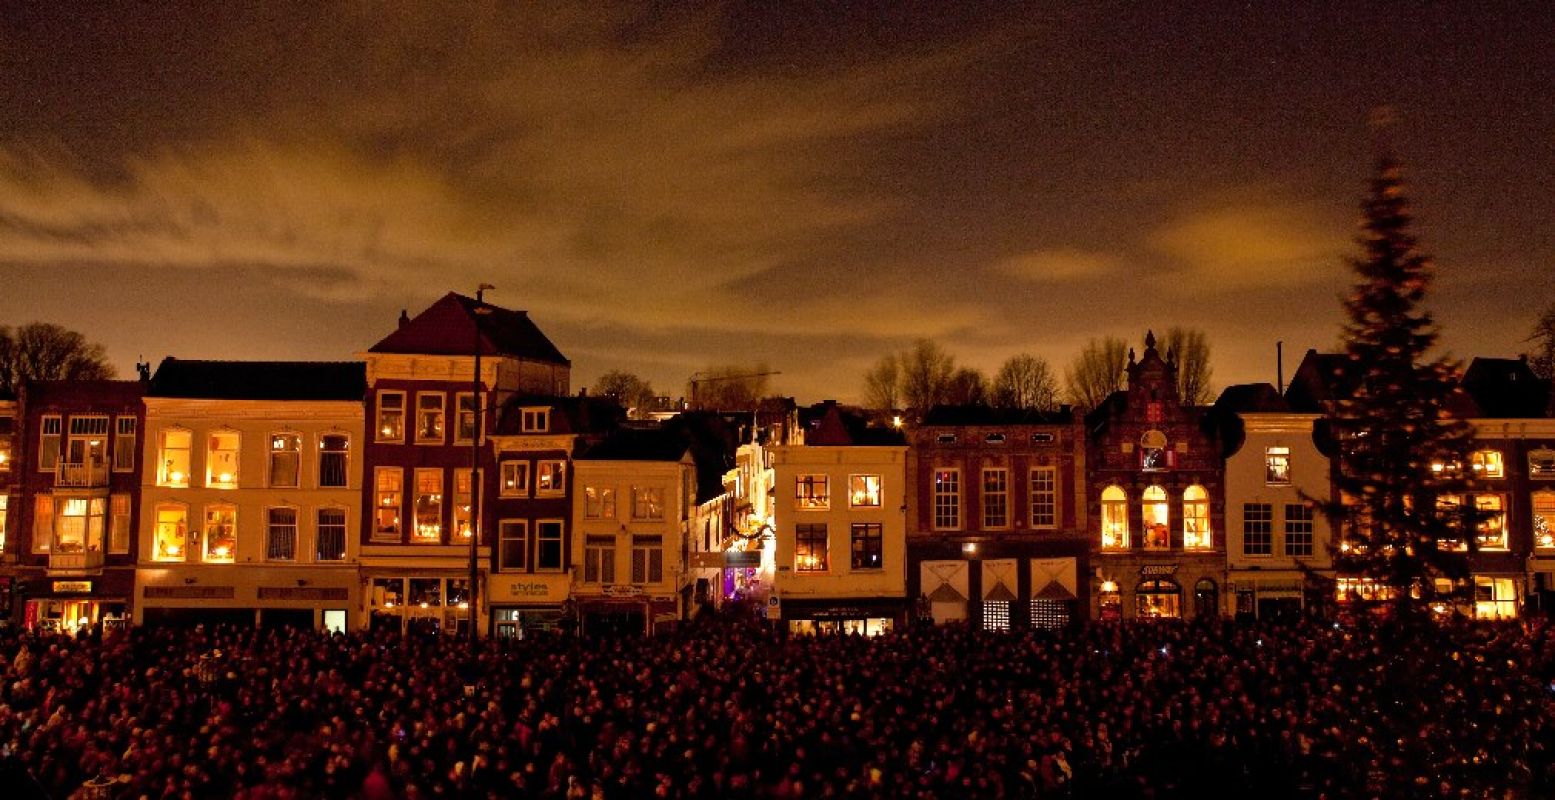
148;358;366;401
1460;357;1552;418
801;402;906;446
493;394;624;436
368;292;569;364
1283;350;1350;413
578;428;691;462
920;404;1073;426
1212;383;1289;414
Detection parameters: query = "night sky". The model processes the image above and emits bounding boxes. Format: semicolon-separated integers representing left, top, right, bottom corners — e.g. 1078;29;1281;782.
2;2;1551;402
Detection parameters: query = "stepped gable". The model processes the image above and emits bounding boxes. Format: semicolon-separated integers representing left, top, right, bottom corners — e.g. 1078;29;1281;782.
369;292;569;364
148;358;366;401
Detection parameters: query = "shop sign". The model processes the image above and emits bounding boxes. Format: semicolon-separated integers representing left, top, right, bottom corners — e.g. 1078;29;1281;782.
1139;564;1178;576
724;551;761;568
53;580;92;594
490;575;567;603
689;552;723;569
603;584;644;598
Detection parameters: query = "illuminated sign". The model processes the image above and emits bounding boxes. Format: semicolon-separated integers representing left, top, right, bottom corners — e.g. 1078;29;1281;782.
53;580;92;594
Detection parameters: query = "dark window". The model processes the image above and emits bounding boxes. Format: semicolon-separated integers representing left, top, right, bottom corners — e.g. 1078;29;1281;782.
850;523;883;570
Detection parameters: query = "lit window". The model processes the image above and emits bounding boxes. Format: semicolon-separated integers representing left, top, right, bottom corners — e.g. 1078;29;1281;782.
1140;430;1168;471
1029;467;1057;529
373;468;403;539
453;469;473;539
535;521;564;570
1142;485;1169;549
849;474;882;508
983;601;1011;631
1265;447;1291;485
631;534;663;583
500;461;529;496
933;470;960;529
1242;503;1273;556
1474;576;1518;620
796;474;829;510
157;429;192;487
1284;504;1314;556
1470;450;1504;479
520;408;549;433
982;468;1009;528
153;504;187;562
416;394;445;443
113;416;136;472
1101;486;1128;550
850;523;883;570
54;497;104;555
1535;491;1555;550
0;495;7;553
1531;448;1555;479
498;520;528;571
455;394;478;443
535;460;565;495
206;431;240;489
795;523;828;571
376;391;405;442
632;487;664;520
1437;494;1467;551
203;505;237;563
267;508;298;561
269;433;301;488
584;534;615;583
1475;494;1506;550
316;508;347;561
1183;485;1211;549
32;495;53;553
0;413;13;472
585;487;616;519
319;434;349;488
413;469;443;541
65;416;109;471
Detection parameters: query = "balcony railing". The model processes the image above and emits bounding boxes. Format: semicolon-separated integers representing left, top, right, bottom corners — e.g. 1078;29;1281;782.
49;550;104;572
55;461;109;488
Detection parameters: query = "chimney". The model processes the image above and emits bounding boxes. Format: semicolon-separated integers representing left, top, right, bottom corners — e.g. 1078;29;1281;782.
136;357;151;382
1276;341;1284;394
398;309;410;328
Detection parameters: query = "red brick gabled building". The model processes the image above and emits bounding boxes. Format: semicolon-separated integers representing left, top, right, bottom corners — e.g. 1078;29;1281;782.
1087;332;1226;620
359;292;571;635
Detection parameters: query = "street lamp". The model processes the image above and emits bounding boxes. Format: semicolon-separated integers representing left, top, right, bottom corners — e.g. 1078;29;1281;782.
470;283;494;652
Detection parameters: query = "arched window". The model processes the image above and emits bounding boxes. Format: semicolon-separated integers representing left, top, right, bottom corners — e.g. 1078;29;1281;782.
1101;486;1129;550
1142;485;1169;549
1136;578;1181;619
1194;578;1218;619
1182;485;1211;549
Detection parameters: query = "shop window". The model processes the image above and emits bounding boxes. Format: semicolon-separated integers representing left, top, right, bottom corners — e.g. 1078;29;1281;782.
158;428;191;487
535;460;565;495
454;393;478;443
498;520;528;570
535;520;564;570
850;523;883;570
1101;486;1129;550
376;391;405;442
1182;485;1211;550
982;468;1009;528
413;469;443;541
1136;578;1181;619
1475;494;1506;550
152;504;187;561
1470;449;1504;479
1265;446;1291;485
33;495;53;553
849;474;882;508
39;415;61;470
631;534;663;583
585;487;616;519
113;416;136;471
1141;485;1169;549
796;523;828;571
409;578;442;607
1534;491;1555;550
1029;467;1057;529
796;474;829;510
500;461;529;496
632;487;663;520
1474;576;1517;619
267;508;298;560
415;393;445;443
453;469;473;539
933;469;960;529
1242;503;1273;556
206;431;240;489
203;505;237;563
319;434;349;488
584;534;615;583
269;433;301;488
1284;503;1314;556
374;468;403;539
317;508;347;561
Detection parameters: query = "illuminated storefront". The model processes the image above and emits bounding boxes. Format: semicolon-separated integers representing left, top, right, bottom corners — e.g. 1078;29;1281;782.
367;575;470;634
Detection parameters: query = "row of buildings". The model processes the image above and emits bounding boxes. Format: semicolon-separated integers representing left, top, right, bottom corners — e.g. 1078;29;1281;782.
2;295;1552;636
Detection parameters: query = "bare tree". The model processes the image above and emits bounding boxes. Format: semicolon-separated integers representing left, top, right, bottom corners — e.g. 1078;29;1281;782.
1063;336;1127;411
862;355;899;410
0;323;115;395
592;370;657;419
945;367;988;406
1162;326;1214;405
899;339;955;412
689;363;772;410
1527;302;1555;381
992;353;1060;411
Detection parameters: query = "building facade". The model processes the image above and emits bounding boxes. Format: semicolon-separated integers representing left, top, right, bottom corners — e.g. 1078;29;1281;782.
135;360;365;630
906;405;1089;629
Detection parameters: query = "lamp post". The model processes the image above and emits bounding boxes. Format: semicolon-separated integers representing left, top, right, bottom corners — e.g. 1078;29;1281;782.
470;283;494;652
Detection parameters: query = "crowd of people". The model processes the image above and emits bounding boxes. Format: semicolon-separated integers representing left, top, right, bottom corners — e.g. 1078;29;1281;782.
2;610;1553;799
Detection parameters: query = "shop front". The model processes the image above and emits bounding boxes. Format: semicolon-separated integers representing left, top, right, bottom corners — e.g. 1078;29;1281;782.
1093;558;1224;621
488;572;570;639
575;587;677;637
20;572;134;633
137;566;359;631
365;572;472;635
779;597;904;636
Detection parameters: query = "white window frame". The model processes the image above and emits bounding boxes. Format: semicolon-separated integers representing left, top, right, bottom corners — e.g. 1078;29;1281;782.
454;393;478;444
157;427;193;488
583;534;615;584
412;468;444;542
1283;503;1313;557
203;504;238;563
414;392;446;444
631;534;664;584
205;429;241;489
318;433;350;488
796;474;830;510
932;469;960;530
453;468;474;539
376;390;406;443
1029;467;1057;530
520;408;550;433
1100;485;1128;550
1182;485;1211;550
1242;502;1273;557
848;474;882;508
982;468;1009;529
1265;446;1291;486
39;414;62;471
372;467;404;541
534;519;564;571
316;507;348;561
113;416;137;472
535;459;566;496
266;506;299;561
498;519;528;571
1471;449;1504;479
268;432;303;489
500;461;530;497
151;502;188;562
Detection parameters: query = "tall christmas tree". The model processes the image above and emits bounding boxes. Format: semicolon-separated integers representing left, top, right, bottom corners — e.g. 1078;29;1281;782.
1326;156;1479;618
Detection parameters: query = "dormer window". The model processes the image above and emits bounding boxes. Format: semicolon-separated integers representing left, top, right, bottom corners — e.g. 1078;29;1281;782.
937;433;957;444
985;433;1006;445
521;408;550;433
